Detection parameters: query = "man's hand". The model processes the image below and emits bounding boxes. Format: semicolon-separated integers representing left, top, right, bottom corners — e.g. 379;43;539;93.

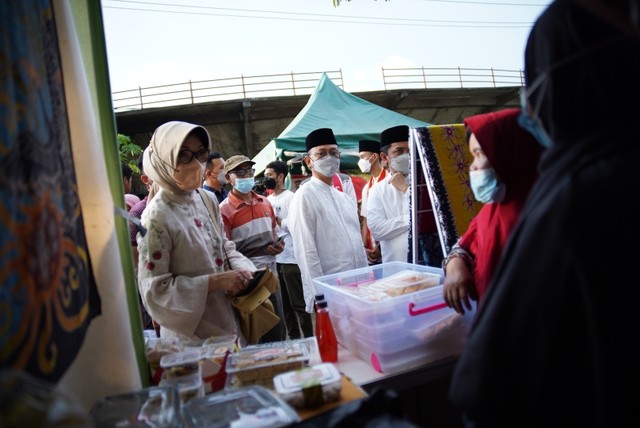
266;240;285;256
366;244;382;263
389;172;409;193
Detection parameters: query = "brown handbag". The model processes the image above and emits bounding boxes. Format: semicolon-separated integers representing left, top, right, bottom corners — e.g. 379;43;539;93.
229;267;280;344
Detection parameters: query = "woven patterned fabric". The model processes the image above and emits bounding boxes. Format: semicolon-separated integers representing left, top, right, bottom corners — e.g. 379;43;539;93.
412;125;482;255
0;0;101;382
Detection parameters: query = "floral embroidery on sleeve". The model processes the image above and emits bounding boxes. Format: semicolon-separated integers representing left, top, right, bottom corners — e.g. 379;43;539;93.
140;220;167;272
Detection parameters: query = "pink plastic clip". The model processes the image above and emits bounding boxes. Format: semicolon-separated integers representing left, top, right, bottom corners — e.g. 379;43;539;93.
408;301;448;317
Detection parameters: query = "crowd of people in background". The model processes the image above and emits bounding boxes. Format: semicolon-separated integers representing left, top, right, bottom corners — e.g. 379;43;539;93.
123;2;639;424
127;121;430;343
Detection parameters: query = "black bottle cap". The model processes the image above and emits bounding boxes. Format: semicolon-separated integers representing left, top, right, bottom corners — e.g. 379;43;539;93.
317;300;328;309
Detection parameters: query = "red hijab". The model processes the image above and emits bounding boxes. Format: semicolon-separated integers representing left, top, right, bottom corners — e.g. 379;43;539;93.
460;108;543;302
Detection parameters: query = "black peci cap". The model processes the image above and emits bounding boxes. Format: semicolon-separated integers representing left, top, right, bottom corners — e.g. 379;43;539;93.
380;125;409;147
358;139;381;154
306;128;337;152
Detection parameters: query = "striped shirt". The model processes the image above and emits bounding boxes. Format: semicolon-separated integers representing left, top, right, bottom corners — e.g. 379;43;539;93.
219;190;277;269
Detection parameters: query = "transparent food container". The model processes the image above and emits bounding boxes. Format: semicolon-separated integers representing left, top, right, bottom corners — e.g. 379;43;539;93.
181;385;300;428
273;362;342;409
225;341;309;388
90;385;181;428
160;349;202;379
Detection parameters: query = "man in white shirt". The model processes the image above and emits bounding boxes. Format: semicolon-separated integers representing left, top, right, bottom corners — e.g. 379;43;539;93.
299;171;357;203
265;160;313;339
357;139;385;265
366;125;413;263
288;128;368;313
368;125;442;266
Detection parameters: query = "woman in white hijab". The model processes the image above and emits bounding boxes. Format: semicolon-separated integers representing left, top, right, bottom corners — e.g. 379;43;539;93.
138;121;255;343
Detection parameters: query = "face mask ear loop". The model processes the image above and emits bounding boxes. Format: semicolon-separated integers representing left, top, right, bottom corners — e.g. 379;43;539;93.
523;71;548;116
531;76;549;119
149;143;178;173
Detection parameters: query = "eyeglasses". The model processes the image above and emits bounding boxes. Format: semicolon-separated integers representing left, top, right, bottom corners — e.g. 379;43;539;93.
308;150;341;161
230;168;255;177
178;148;210;164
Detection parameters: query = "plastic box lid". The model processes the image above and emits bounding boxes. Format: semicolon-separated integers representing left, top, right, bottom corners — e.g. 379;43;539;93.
160;348;201;368
144;338;183;365
159;349;202;379
312;261;444;304
225;341;309;374
90;385;181;428
181;385;300;428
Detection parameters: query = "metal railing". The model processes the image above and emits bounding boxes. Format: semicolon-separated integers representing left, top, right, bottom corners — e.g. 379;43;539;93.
112;67;524;112
382;66;525;90
112;70;344;111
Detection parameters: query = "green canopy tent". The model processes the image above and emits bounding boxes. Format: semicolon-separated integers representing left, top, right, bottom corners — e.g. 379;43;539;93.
252;72;431;178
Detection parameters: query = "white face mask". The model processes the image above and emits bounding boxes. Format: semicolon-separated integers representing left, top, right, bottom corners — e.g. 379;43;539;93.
217;170;227;185
312;156;340;178
358;155;374;173
390;153;410;175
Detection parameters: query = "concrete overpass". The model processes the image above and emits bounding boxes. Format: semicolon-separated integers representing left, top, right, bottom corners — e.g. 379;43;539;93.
115;86;521;162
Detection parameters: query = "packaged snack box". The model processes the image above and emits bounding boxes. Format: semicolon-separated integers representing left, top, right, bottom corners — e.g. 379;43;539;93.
225;341;309;388
273;362;342;409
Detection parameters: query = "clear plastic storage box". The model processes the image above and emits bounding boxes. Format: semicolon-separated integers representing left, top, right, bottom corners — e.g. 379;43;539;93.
181;385;300;428
313;261;474;373
225;340;310;388
90;385;181;428
159;372;205;404
273;362;342;409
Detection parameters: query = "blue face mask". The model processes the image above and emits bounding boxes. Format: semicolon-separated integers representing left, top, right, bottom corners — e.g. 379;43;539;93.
469;169;505;204
518;73;553;149
234;177;254;193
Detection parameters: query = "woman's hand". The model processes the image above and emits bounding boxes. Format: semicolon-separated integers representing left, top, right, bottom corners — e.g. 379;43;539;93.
208;269;254;295
443;257;477;315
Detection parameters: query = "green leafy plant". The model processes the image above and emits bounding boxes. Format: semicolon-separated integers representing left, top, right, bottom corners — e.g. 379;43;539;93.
118;133;142;174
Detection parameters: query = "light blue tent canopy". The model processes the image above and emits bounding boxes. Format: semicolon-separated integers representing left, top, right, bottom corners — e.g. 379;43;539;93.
253;72;431;174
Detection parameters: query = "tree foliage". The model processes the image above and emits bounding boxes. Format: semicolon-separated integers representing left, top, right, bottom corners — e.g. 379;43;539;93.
118;133;142;174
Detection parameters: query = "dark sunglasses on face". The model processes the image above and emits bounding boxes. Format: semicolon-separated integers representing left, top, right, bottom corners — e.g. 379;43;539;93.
178;148;210;164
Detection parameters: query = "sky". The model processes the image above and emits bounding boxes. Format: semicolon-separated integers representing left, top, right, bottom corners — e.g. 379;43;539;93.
101;0;553;95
